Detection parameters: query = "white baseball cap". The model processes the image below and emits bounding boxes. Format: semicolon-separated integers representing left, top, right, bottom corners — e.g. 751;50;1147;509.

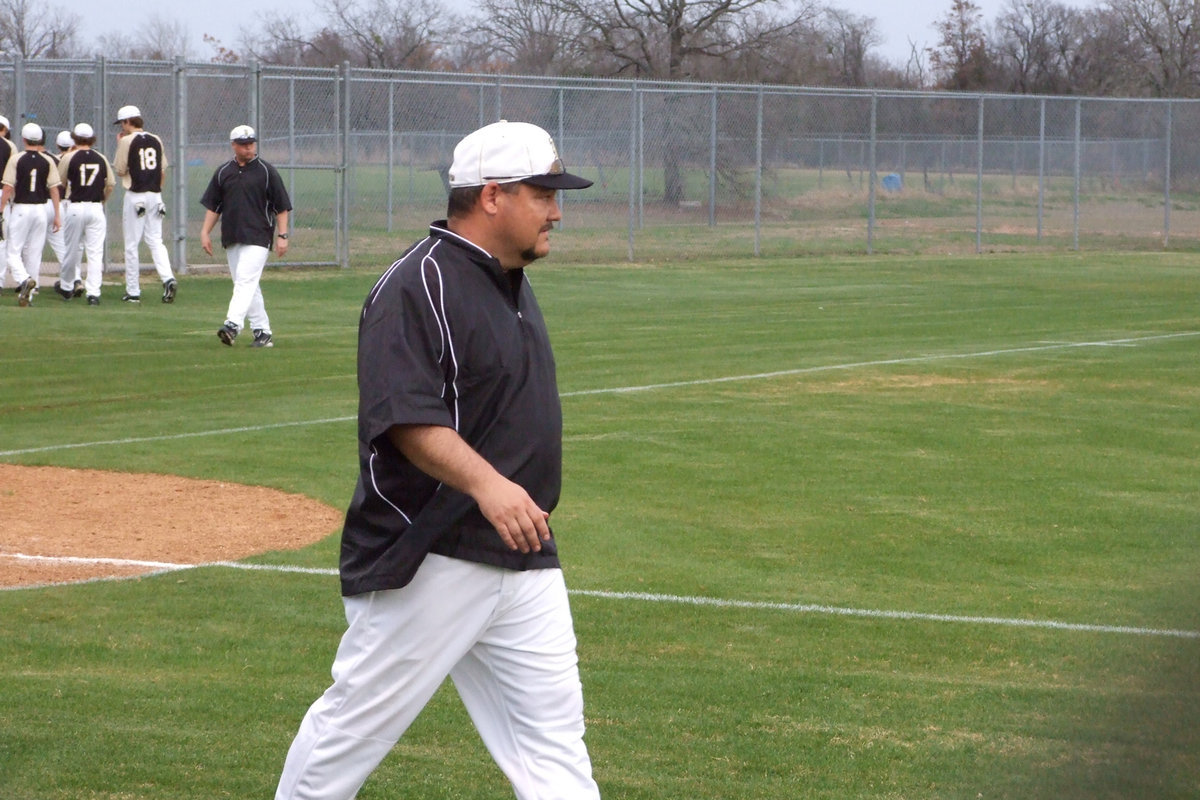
113;104;141;124
72;122;95;139
0;115;9;131
448;120;591;190
229;124;257;143
56;130;73;148
21;122;43;143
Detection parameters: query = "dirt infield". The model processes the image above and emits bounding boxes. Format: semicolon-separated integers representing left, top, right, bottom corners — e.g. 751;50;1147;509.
0;464;344;589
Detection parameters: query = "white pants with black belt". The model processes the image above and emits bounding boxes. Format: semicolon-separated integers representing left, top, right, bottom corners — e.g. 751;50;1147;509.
275;554;601;800
122;190;174;295
4;202;47;285
61;202;107;298
223;243;271;334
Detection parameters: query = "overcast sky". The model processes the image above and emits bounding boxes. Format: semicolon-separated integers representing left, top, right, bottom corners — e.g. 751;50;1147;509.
62;0;1101;67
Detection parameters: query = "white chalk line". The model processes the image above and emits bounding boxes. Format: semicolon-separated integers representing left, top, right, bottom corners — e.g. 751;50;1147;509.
3;553;1196;640
2;331;1197;459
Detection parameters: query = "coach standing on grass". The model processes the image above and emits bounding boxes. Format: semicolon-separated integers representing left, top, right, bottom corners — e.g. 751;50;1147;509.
274;120;600;800
200;124;291;348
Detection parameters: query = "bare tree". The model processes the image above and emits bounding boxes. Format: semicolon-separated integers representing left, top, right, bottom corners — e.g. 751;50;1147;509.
819;7;880;86
994;0;1072;93
551;0;817;202
928;0;997;90
129;16;193;60
246;14;356;67
556;0;817;81
247;0;446;69
329;0;445;68
1109;0;1200;96
904;37;931;87
473;0;588;74
0;0;80;57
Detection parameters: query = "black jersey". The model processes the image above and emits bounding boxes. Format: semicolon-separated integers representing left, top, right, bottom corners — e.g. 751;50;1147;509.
199;156;293;249
0;137;15;176
62;150;113;203
339;223;563;596
124;132;166;192
3;151;61;204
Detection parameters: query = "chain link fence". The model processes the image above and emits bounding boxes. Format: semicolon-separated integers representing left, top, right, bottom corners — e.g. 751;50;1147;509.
2;57;1199;273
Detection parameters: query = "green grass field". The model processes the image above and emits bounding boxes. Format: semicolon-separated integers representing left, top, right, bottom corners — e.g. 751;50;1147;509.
1;250;1198;799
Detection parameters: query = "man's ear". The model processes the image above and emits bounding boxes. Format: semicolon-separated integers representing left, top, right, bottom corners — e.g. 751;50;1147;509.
478;181;503;215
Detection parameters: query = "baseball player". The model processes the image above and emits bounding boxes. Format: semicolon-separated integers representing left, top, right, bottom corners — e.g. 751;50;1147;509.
112;104;177;303
0;115;15;290
200;124;291;348
274;121;599;800
43;130;73;290
56;123;114;305
1;123;62;307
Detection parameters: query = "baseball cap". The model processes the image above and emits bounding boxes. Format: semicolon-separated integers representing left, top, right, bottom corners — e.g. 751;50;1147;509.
73;122;95;139
21;122;43;143
56;130;73;148
229;124;256;144
448;120;591;190
113;104;141;124
0;115;9;130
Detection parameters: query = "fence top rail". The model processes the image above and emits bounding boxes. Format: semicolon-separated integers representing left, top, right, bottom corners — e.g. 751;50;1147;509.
9;56;1200;108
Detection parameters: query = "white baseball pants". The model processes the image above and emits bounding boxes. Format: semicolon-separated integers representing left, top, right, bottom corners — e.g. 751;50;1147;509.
224;244;271;333
61;202;107;298
4;203;47;286
122;190;173;295
275;555;601;800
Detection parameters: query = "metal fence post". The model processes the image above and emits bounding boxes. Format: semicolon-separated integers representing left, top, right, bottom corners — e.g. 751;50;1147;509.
340;62;351;268
173;56;188;274
1163;100;1172;248
627;80;636;262
1080;98;1089;251
557;85;567;223
975;95;984;254
708;85;717;227
868;92;877;254
1037;97;1045;243
250;60;261;132
387;81;395;234
14;54;24;130
754;85;763;257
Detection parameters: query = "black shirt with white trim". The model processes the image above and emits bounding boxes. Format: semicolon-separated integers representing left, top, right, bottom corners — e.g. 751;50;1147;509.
199;155;292;249
339;222;563;596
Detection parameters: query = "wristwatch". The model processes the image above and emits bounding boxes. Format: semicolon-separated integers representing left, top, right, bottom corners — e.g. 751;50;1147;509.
277;233;289;239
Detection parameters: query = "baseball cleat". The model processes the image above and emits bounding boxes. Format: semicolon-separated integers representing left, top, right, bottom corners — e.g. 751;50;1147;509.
122;293;141;303
17;278;36;306
162;278;177;304
53;280;73;300
251;329;274;348
217;322;239;346
87;295;100;306
72;280;84;298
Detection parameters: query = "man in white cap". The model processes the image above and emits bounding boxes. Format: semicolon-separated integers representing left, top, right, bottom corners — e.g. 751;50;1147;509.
200;124;291;347
0;115;14;291
0;115;14;184
41;129;75;287
113;104;177;303
1;122;61;306
275;121;599;800
56;123;114;305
